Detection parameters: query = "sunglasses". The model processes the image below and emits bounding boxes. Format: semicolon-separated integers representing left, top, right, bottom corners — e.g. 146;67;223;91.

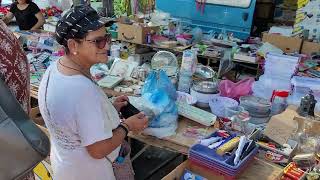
84;33;112;49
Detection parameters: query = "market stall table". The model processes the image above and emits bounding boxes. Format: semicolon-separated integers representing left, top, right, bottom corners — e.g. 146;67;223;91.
29;85;283;179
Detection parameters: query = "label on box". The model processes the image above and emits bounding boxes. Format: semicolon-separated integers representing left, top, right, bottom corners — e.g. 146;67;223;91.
265;150;288;163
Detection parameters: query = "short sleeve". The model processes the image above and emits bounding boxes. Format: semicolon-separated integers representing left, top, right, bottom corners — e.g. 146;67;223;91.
9;3;17;14
30;2;41;15
74;84;113;147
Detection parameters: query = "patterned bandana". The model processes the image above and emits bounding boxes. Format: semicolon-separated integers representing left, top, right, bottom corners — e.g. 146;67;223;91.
55;5;114;46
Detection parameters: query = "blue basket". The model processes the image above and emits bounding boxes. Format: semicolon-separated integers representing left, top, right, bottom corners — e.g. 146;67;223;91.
189;132;259;177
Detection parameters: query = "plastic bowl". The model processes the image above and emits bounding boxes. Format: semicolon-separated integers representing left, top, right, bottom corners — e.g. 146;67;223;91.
225;106;245;118
209;96;239;118
176;91;197;105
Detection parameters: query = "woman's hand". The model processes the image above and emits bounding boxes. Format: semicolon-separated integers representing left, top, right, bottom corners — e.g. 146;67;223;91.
113;95;129;112
123;112;149;132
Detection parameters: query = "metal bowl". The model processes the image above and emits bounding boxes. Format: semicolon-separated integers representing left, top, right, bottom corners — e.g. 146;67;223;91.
194;65;216;79
192;81;219;94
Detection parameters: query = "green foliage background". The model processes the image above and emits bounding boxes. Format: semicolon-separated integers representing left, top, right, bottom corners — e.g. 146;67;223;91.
113;0;154;16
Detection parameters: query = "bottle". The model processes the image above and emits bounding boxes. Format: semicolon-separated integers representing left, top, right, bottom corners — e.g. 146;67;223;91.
271;90;289;115
146;32;151;44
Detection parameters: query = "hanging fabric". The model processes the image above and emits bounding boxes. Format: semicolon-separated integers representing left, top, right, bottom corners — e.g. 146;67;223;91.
196;0;206;14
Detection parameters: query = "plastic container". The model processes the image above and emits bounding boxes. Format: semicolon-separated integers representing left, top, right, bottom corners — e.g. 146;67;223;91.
225;106;245;118
189;132;259;178
176;91;197;105
263;69;295;79
240;96;271;114
271;90;289;115
190;89;219;108
110;44;121;58
261;54;299;82
178;72;193;93
264;62;297;73
209;96;239;118
266;53;300;64
291;76;320;96
258;75;292;90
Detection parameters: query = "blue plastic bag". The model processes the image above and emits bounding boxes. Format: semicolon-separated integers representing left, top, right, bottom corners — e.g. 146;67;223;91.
141;70;178;138
142;70;177;100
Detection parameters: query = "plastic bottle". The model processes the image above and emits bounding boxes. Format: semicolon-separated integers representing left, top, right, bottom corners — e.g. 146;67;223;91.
271;90;289;115
178;71;192;93
146;32;151;44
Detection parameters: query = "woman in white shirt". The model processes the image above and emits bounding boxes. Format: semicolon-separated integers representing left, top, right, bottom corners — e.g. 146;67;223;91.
38;5;148;180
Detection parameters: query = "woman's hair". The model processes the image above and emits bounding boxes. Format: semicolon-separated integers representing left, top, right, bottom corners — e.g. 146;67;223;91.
63;33;88;54
16;0;32;4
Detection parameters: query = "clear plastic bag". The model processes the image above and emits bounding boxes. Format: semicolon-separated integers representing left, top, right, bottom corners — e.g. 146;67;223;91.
219;78;255;101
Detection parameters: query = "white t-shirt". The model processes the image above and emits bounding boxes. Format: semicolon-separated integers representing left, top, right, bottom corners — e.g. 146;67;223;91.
38;62;121;180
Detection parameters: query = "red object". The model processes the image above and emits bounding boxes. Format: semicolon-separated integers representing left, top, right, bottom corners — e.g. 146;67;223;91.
0;6;10;15
217;130;230;138
282;162;305;180
40;6;62;17
271;90;289;102
0;21;30;113
189;155;256;180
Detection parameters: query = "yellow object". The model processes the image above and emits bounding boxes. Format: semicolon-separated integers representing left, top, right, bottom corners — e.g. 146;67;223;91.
120;51;129;59
293;26;303;35
33;161;52;180
298;0;309;9
295;12;306;24
216;136;240;156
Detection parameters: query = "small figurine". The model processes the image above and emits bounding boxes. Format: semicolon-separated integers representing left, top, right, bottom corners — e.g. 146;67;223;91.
297;91;317;117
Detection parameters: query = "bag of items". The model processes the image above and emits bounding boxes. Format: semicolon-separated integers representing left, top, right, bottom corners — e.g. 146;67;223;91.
0;77;50;180
139;70;178;138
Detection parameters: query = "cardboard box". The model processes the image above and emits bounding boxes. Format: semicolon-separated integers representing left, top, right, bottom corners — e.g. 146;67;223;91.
262;32;302;53
162;160;224;180
301;41;320;55
117;23;159;44
118;16;144;23
117;23;158;44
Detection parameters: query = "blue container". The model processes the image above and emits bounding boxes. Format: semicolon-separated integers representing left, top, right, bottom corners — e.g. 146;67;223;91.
156;0;257;40
189;132;259;177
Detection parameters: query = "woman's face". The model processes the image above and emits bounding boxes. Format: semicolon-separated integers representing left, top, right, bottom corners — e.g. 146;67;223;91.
75;27;110;66
17;0;27;4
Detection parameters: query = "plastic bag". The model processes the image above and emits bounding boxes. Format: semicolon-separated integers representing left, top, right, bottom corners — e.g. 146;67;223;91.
219;78;255;101
142;70;177;100
140;70;178;138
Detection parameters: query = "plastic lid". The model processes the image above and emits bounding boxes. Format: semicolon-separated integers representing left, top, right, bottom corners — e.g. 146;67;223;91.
272;90;289;98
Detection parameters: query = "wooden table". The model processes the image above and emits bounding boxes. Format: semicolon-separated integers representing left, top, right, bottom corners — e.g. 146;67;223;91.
30;85;283;179
130;118;283;180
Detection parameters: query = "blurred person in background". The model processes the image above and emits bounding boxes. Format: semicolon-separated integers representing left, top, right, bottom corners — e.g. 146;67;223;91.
0;19;35;180
2;0;45;30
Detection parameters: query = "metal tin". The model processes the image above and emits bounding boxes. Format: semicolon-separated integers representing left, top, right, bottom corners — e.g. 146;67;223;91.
194;65;216;79
192;81;219;94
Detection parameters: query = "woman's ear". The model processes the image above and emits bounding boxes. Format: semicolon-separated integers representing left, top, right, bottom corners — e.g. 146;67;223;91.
67;39;79;55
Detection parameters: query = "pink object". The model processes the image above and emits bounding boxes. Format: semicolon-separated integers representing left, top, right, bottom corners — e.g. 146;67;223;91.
176;34;193;39
218;78;255;101
196;0;206;14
